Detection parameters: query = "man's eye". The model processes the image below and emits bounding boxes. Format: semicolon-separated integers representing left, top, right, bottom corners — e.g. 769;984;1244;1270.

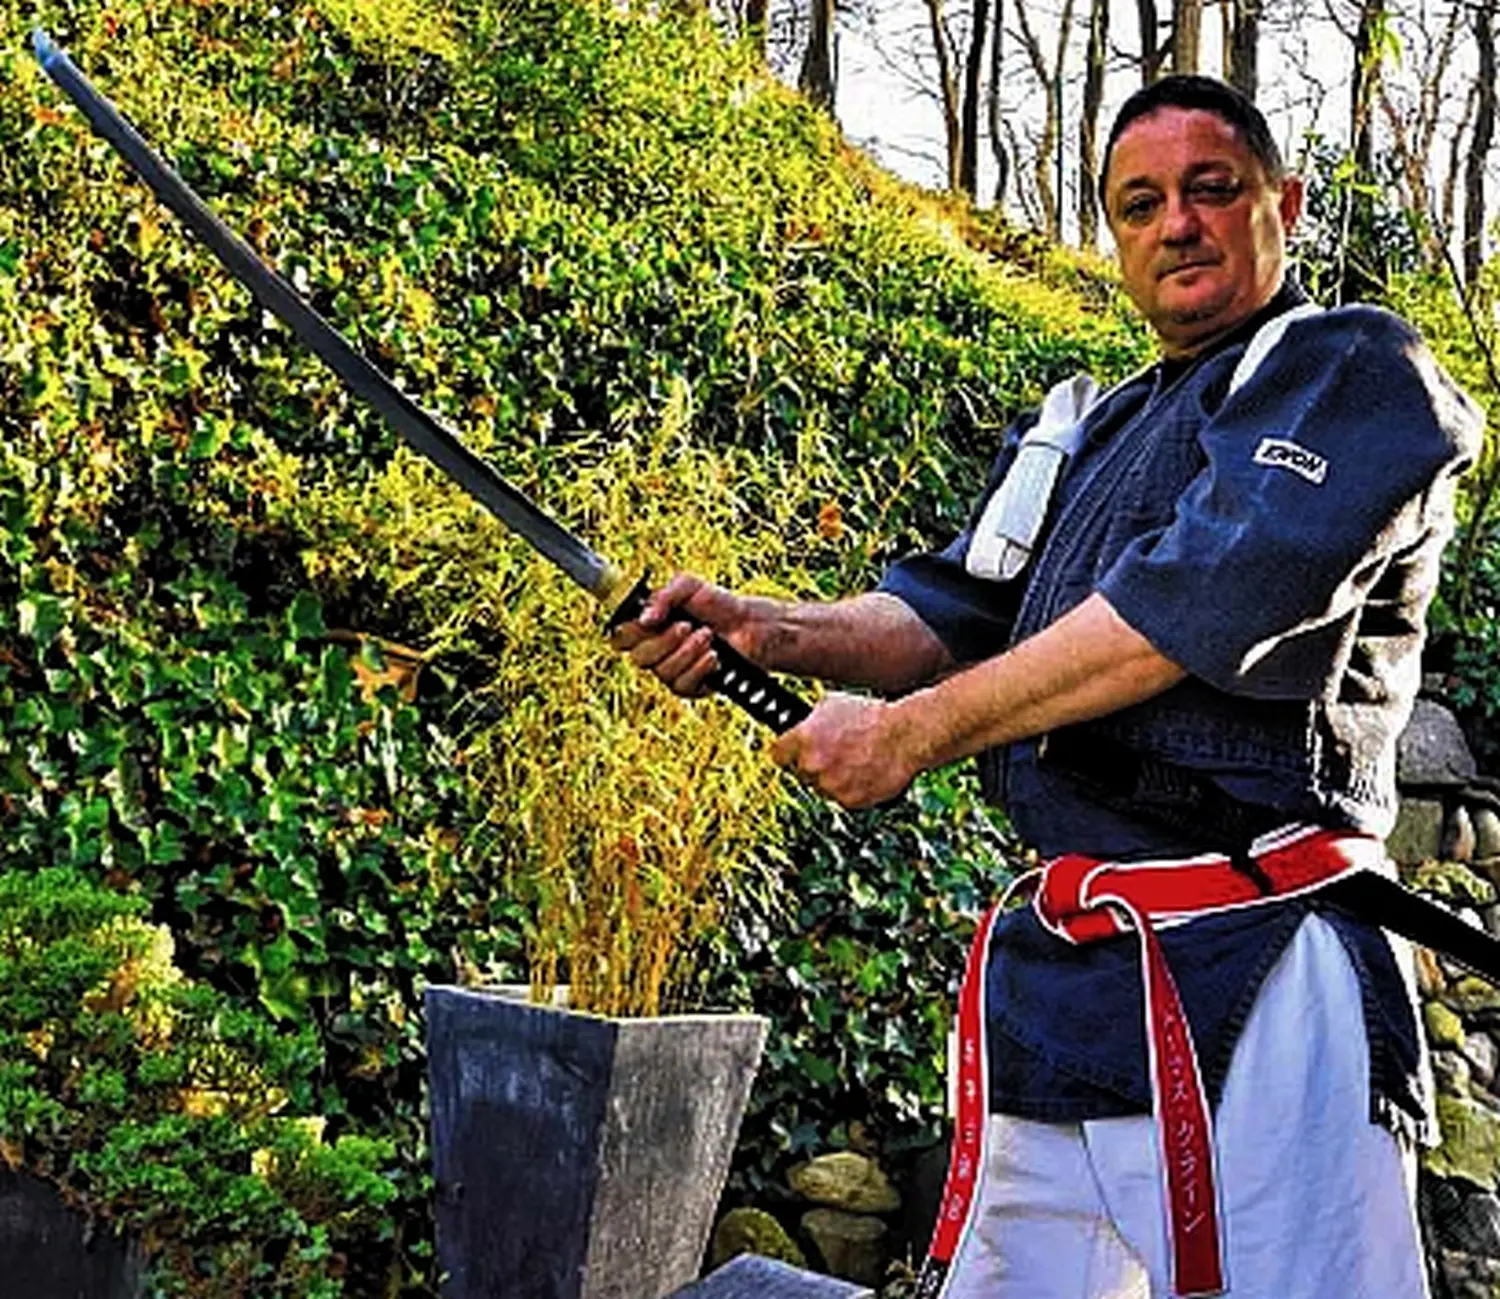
1120;196;1158;223
1188;179;1241;204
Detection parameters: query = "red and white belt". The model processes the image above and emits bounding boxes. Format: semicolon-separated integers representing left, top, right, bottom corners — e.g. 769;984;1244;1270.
918;823;1382;1299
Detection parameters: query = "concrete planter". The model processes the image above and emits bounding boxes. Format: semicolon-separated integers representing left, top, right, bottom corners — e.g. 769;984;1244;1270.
425;985;767;1299
0;1167;143;1298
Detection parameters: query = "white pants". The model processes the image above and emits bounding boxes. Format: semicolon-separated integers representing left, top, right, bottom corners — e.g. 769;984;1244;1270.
945;915;1429;1299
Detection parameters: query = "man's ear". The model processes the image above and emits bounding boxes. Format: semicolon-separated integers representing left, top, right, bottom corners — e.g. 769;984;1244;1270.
1278;174;1305;236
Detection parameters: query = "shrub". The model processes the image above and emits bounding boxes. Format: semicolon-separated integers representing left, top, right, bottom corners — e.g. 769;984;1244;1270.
0;866;397;1295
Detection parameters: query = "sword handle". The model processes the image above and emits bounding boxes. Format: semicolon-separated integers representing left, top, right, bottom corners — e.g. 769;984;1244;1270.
606;577;813;735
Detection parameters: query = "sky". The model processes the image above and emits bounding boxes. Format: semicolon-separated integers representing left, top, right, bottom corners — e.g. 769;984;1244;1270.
765;0;1483;254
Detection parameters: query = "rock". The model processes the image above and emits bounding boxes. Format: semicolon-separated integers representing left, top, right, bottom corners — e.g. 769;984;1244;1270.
1447;976;1500;1018
1427;1001;1467;1050
1446;807;1479;863
1406;861;1495;908
800;1209;887;1287
672;1253;874;1299
1475;809;1500;862
845;1122;879;1157
1388;799;1446;866
1431;1248;1500;1299
1424;1094;1500;1190
1423;1178;1500;1255
789;1153;901;1215
1475;861;1500;896
1432;1049;1472;1097
1398;700;1478;787
1464;1033;1500;1088
1416;946;1447;996
709;1208;807;1271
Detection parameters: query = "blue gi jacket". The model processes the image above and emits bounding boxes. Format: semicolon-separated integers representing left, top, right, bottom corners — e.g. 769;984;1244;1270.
880;285;1482;1127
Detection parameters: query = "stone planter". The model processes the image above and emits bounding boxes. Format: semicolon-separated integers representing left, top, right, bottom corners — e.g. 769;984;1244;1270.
0;1167;143;1298
425;985;767;1299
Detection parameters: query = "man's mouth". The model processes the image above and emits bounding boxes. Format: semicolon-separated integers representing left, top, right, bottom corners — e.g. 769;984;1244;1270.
1158;260;1218;280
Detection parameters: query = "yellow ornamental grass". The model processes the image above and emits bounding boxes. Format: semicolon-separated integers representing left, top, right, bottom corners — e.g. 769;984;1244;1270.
273;382;812;1017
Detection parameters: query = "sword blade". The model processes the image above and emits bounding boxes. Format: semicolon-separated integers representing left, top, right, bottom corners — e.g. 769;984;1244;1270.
32;28;624;604
34;30;814;736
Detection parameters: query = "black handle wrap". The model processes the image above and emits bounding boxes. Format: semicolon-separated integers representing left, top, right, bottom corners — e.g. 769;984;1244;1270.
606;577;812;735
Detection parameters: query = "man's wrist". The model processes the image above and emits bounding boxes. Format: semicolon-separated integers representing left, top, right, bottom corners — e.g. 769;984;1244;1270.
886;686;951;782
733;594;791;668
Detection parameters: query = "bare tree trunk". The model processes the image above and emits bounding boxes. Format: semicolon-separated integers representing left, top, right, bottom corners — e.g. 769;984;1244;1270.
744;0;768;59
1445;83;1479;244
1015;0;1075;238
959;0;992;196
1171;0;1202;74
1224;0;1259;98
1348;0;1385;174
1004;116;1042;227
1337;0;1385;301
988;0;1010;205
798;0;837;113
1079;0;1110;249
1373;0;1463;269
1137;0;1163;83
1378;93;1438;262
1464;0;1496;286
923;0;964;189
1414;0;1461;171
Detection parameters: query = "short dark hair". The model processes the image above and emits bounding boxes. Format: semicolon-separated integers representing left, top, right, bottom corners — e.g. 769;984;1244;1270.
1099;75;1284;201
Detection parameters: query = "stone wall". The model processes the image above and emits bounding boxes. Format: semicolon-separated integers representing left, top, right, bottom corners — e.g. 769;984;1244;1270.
1394;698;1500;1299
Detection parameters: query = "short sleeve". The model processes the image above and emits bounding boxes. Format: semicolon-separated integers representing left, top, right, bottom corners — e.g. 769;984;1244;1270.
1098;307;1481;698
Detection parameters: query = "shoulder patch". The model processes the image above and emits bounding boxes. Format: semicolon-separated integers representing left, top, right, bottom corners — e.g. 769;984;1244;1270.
1253;436;1328;485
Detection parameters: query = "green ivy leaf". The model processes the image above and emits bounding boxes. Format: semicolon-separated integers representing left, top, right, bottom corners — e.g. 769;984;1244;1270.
17;595;65;649
286;592;326;641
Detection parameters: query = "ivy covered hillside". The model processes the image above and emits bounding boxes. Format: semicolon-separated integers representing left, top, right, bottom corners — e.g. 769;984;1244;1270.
0;0;1148;1291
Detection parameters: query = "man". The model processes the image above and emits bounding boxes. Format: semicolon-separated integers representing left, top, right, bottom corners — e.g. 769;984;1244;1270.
613;77;1481;1298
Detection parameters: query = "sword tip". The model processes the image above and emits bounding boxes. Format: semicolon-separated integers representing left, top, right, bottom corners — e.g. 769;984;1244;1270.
30;28;60;71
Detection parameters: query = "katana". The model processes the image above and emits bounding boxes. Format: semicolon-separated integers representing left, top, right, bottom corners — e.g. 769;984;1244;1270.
31;28;811;736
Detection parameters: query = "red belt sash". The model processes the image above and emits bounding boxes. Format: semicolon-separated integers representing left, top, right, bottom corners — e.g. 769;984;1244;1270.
918;824;1379;1299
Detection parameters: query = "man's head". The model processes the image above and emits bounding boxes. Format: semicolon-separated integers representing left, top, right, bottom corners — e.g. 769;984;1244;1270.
1101;76;1304;358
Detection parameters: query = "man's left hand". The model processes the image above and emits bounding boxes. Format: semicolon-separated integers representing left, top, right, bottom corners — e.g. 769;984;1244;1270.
770;693;923;809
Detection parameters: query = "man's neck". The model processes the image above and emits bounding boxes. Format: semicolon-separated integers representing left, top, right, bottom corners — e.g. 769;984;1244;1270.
1156;280;1307;376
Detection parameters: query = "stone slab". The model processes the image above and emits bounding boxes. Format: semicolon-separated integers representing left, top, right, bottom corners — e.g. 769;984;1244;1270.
670;1253;874;1299
0;1168;143;1298
426;985;766;1299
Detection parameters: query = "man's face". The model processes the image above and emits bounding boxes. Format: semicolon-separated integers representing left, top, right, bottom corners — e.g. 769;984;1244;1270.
1104;107;1303;357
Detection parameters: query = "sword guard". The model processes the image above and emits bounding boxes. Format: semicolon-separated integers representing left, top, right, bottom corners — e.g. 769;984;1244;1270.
606;576;812;735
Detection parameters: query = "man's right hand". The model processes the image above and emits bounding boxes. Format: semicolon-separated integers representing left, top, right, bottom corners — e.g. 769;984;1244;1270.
607;573;760;698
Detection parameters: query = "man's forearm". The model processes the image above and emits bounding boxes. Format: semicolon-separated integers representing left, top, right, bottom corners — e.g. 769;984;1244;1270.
744;591;954;694
889;592;1186;771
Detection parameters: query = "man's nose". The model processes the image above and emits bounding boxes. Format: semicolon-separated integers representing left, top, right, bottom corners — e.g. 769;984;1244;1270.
1160;192;1203;243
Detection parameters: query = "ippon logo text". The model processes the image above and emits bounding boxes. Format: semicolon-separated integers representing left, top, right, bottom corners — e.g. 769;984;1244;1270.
1253;437;1328;485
